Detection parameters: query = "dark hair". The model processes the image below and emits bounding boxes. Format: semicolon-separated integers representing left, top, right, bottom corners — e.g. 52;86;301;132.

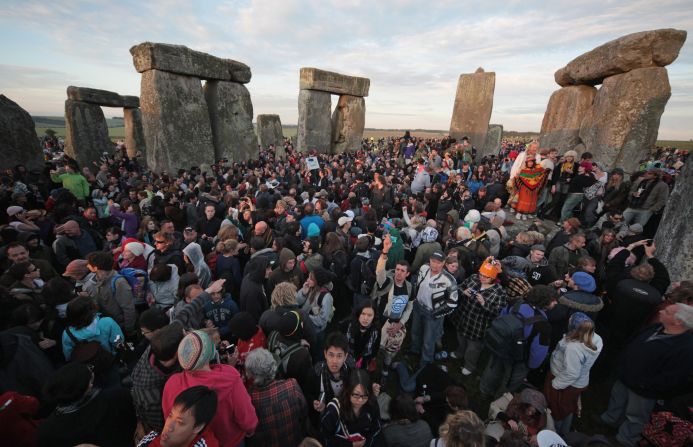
5;241;28;253
43;363;92;405
177;272;199;300
12;302;44;326
498;430;530;447
389;394;419;422
42;277;76;306
66;296;97;328
172;385;218;430
338;369;372;422
352;299;376;324
324;331;349;354
395;259;410;271
150;323;186;361
8;261;33;280
106;226;122;236
149;263;173;282
86;251;115;271
525;285;558;309
250;236;266;251
139;308;170;331
444;385;469;410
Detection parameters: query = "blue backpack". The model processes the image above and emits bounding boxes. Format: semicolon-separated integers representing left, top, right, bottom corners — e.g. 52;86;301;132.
111;268;149;306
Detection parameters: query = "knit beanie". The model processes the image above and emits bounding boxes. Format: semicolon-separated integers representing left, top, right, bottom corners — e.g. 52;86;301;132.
506;277;532;299
63;259;89;280
571;272;596;293
124;242;144;257
307;222;321;238
177;330;215;371
312;266;334;287
228;312;257;341
277;310;303;339
569;312;594;331
478;256;502;279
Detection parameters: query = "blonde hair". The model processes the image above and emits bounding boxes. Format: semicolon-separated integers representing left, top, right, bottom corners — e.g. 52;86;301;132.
271;282;298;308
526;230;546;245
217;225;239;242
566;319;597;350
216;239;239;255
515;231;532;245
440;410;485;447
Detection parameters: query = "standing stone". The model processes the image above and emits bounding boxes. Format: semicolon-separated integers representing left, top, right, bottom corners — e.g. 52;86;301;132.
0;95;43;170
64;99;111;169
139;70;215;173
555;28;686;86
300;68;370;97
449;68;495;148
481;124;503;157
579;67;670;173
124;108;146;160
539;85;597;152
204;81;257;162
331;95;366;153
654;161;693;282
257;114;284;149
297;90;332;153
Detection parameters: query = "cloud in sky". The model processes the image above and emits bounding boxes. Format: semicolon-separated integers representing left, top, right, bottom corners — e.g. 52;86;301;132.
1;0;692;139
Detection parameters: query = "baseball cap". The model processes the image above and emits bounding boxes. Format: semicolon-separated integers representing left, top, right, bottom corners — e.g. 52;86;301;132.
430;251;445;262
531;244;546;252
337;216;353;227
7;206;25;217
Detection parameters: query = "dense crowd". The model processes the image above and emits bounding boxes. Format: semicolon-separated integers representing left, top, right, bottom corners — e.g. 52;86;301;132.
0;132;691;447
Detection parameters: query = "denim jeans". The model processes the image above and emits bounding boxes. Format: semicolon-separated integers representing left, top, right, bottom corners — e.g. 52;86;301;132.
455;334;483;373
410;301;445;365
479;354;529;399
600;380;655;447
394;361;427;393
582;197;600;227
622;208;653;227
560;193;584;222
553;414;574;436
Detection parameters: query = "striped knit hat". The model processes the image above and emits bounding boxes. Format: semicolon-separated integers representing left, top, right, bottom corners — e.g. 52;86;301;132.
177;330;215;371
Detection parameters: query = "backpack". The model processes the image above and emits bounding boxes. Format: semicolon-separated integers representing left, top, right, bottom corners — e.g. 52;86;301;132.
328;250;348;278
112;268;149;306
485;302;544;362
65;328;115;377
267;328;308;379
352;254;377;296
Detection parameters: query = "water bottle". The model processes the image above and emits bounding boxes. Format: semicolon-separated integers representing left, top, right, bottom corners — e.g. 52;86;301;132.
422;384;428;398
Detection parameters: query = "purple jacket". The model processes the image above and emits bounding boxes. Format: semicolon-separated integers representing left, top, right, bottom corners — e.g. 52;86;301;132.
109;205;140;237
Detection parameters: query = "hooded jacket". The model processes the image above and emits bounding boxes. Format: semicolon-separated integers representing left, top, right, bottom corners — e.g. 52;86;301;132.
240;256;270;322
267;248;304;295
162;364;258;447
148;264;179;309
547;290;603;346
182;242;211;288
61;314;124;360
550;333;603;389
93;270;137;333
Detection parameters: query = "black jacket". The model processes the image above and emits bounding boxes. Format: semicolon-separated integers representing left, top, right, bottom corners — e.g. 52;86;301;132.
239;256;270;322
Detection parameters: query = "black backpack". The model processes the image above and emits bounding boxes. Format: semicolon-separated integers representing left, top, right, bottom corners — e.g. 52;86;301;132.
65;328;115;377
267;329;308;379
351;253;377;296
485;302;544;362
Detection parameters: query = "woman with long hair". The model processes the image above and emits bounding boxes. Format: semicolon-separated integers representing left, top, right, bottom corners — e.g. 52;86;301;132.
341;299;380;371
296;267;335;359
320;369;382;447
215;239;243;297
544;312;603;435
587;229;617;282
136;217;158;245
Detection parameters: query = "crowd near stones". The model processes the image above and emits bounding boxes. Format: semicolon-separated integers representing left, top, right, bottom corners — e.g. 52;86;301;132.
0;27;691;447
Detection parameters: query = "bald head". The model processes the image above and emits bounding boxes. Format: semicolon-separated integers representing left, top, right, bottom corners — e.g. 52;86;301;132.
255;221;268;236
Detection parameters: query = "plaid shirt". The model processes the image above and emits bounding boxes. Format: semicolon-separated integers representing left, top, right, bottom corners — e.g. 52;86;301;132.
457;274;507;340
248;378;308;447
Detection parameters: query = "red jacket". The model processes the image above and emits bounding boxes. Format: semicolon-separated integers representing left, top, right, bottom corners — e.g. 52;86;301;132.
162;364;258;447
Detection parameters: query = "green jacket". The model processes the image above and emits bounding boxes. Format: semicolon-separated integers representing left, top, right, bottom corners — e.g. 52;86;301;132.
51;172;90;200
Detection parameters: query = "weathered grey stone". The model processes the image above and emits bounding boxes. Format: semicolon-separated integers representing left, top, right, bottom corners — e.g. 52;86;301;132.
139;70;215;172
331;95;366;153
204;81;257;162
579;67;670;173
555;28;686;86
122;96;140;109
449;68;495;147
654;160;693;282
256;114;284;149
297;89;332;153
130;42;251;83
64;99;112;169
300;68;370;97
67;86;124;107
0;95;43;170
124;108;146;160
481;124;503;157
539;85;597;152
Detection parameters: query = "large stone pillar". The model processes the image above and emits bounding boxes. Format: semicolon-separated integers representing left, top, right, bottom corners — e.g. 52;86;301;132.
539;85;596;152
204;81;256;162
297;89;332;153
654;161;692;282
124;107;146;160
139;69;215;173
0;95;44;170
449;67;495;148
331;95;365;153
65;99;111;169
579;67;670;173
257;114;283;149
482;124;503;157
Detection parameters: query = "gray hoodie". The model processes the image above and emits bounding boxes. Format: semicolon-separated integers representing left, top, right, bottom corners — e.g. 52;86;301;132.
550;333;603;389
182;242;211;288
149;264;180;309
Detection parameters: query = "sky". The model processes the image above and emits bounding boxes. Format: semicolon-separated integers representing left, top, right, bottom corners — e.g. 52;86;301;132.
1;0;692;139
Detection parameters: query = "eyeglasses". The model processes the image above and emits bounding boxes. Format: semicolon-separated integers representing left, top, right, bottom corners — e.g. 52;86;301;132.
351;393;369;401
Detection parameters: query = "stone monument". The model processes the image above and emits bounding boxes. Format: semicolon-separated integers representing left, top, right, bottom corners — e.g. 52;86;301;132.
449;67;495;152
256;114;284;149
297;68;370;153
0;95;44;171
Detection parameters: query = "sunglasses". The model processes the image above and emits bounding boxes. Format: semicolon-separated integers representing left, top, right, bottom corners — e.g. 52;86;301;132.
154;240;166;244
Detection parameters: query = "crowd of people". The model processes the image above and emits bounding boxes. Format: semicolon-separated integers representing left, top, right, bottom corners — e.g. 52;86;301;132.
0;132;691;447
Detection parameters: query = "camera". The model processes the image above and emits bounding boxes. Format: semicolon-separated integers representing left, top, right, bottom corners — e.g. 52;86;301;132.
219;344;236;355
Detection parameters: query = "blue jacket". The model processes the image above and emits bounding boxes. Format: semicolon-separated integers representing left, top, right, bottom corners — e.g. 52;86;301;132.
501;303;551;369
203;295;239;338
299;214;325;238
62;314;124;360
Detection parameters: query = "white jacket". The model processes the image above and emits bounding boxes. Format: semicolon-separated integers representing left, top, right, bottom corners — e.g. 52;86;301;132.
550;333;603;389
